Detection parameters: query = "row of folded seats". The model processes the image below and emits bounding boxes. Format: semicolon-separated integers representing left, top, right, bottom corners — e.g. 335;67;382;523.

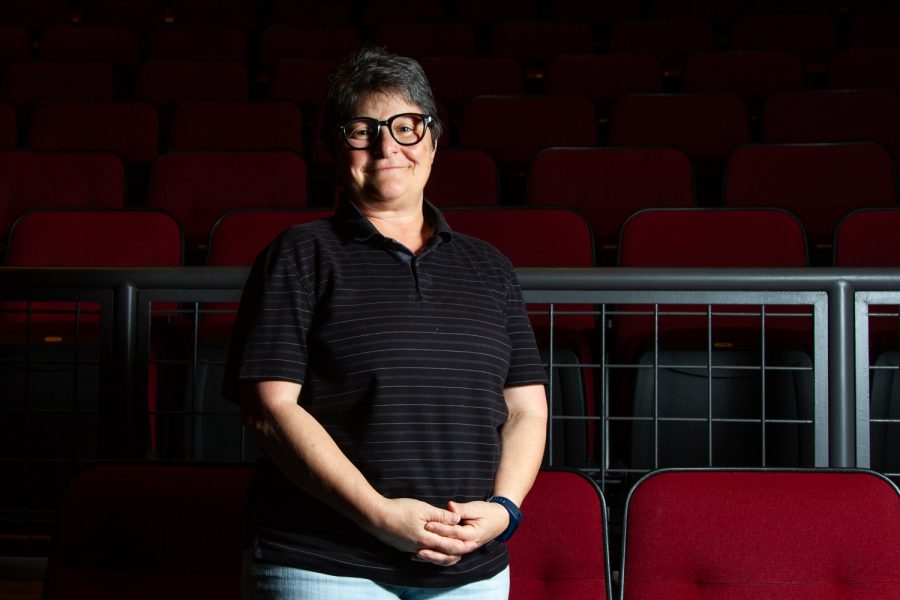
4;204;900;473
42;465;900;599
0;137;896;265
0;61;896;151
0;86;897;212
0;6;897;71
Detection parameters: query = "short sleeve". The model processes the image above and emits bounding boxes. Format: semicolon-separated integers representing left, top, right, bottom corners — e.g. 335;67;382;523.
222;232;316;401
503;267;548;387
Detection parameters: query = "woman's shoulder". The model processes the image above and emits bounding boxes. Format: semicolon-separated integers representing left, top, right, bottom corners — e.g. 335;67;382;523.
265;216;338;254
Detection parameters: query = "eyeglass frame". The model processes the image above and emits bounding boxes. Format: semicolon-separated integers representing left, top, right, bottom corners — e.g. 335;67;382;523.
338;113;434;149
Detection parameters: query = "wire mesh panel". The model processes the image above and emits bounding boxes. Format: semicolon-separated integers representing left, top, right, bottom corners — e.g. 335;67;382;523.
0;287;115;552
855;291;900;482
137;287;255;463
524;284;829;497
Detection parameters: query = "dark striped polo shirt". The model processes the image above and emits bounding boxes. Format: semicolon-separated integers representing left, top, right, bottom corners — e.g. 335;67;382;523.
225;199;547;588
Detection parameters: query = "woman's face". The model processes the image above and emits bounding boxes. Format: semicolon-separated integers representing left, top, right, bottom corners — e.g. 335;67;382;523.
337;91;436;208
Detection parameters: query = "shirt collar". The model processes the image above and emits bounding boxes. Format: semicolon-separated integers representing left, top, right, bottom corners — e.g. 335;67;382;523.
335;197;454;245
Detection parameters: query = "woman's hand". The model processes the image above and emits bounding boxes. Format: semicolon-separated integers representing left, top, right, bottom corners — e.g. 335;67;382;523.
417;500;510;563
363;497;479;566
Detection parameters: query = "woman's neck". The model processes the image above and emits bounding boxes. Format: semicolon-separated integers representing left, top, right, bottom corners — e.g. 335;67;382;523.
353;198;431;254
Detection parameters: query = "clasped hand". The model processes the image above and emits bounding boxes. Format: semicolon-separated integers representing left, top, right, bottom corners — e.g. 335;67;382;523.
367;497;511;567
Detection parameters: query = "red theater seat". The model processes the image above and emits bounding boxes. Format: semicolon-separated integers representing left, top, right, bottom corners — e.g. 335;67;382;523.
147;150;307;253
0;151;124;243
43;464;253;600
724;142;897;260
425;149;498;206
134;60;248;111
762;89;900;163
39;25;141;67
1;62;114;111
147;26;247;62
460;95;596;166
528;146;694;262
621;469;900;599
169;101;303;152
27;100;160;165
507;470;611;600
545;54;664;116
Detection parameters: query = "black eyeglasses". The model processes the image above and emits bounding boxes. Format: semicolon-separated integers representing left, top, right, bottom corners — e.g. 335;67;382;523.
339;113;433;149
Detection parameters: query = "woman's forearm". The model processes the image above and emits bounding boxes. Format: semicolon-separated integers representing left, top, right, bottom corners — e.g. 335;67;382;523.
241;380;386;528
492;384;549;506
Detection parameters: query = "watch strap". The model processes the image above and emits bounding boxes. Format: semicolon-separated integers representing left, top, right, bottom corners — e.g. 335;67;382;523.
487;495;522;542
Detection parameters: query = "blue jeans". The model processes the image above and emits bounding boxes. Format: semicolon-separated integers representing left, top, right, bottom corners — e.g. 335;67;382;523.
247;559;510;600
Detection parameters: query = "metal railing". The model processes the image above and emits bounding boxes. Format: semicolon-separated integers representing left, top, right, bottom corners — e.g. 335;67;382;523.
2;266;899;542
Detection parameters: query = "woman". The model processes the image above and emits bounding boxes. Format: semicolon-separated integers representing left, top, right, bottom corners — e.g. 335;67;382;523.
226;46;548;599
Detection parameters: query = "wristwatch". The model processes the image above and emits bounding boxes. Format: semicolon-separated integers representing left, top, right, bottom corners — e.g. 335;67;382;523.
487;496;522;542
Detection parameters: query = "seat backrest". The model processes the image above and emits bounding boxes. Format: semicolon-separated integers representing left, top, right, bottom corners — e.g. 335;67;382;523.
258;25;360;69
360;0;444;28
420;57;524;115
269;1;350;26
545;54;663;113
0;26;32;67
724;143;897;251
1;61;114;110
609;18;714;69
0;0;70;29
829;48;900;92
134;60;248;111
43;463;253;600
682;51;805;105
850;9;900;49
269;58;334;114
528;147;694;259
77;0;166;28
548;0;641;22
27;100;160;164
507;469;611;600
147;25;247;62
729;14;836;66
425;149;498;206
374;22;476;59
6;208;181;266
169;101;303;152
0;151;125;242
609;93;750;164
619;207;807;267
147;150;307;243
835;208;900;267
443;207;594;268
489;20;594;67
762;89;900;160
39;24;141;66
456;0;539;27
621;469;900;600
207;207;333;266
460;95;596;165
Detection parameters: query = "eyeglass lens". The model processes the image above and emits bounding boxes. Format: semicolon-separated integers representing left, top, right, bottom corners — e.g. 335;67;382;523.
342;113;429;148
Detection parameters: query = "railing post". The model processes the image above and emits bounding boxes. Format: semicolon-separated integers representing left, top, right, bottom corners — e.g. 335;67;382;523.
111;280;139;457
828;280;856;467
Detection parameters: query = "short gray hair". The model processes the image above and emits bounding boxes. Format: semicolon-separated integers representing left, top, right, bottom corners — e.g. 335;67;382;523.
324;46;442;149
